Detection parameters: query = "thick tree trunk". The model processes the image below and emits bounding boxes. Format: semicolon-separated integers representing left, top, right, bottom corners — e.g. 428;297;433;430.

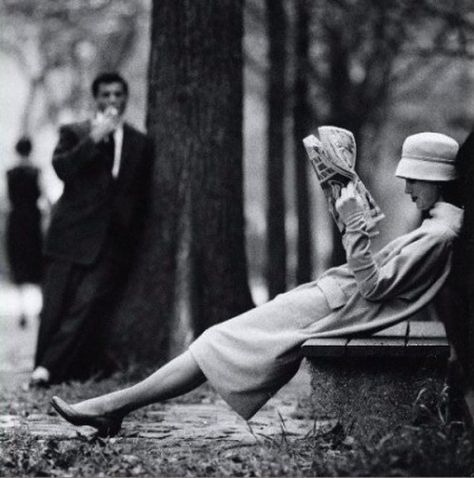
111;0;254;363
266;0;287;298
293;0;313;284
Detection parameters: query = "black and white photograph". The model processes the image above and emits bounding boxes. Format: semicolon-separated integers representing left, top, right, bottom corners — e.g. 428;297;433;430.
1;0;474;476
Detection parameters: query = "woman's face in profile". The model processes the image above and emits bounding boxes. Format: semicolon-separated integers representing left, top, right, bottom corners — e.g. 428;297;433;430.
404;179;440;211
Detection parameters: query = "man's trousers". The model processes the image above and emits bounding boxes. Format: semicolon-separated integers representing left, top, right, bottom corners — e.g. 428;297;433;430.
35;244;129;382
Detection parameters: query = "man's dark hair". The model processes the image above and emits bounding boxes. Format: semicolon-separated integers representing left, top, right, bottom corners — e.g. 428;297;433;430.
91;72;129;97
15;136;32;156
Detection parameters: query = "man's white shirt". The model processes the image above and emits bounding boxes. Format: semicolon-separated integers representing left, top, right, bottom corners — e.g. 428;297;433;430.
111;124;123;178
95;112;124;178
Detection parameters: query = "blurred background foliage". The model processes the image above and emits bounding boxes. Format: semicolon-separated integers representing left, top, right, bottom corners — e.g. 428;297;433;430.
0;0;473;304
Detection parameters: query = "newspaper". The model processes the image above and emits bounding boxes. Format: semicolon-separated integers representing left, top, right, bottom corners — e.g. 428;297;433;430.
303;126;384;234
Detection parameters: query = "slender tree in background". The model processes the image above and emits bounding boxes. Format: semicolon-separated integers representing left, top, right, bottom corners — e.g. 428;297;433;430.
292;0;313;284
266;0;287;298
111;0;254;363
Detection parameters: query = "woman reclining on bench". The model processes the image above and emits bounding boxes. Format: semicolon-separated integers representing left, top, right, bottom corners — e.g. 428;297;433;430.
51;132;463;436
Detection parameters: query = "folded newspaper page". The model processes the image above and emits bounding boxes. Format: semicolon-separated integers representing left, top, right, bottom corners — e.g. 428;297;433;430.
303;126;384;234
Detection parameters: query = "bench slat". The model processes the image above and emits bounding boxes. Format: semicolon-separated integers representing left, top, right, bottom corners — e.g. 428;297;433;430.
406;336;449;355
301;338;348;357
409;321;446;338
407;338;448;347
346;337;406;357
372;322;408;338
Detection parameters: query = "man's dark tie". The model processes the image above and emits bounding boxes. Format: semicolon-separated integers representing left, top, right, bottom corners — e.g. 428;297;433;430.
103;133;115;172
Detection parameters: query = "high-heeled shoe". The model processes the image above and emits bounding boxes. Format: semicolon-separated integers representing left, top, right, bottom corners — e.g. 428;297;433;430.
50;396;123;437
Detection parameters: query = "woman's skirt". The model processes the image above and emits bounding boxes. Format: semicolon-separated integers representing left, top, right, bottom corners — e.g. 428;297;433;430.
189;280;331;420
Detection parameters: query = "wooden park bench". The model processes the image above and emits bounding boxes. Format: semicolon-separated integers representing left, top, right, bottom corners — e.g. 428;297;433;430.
301;321;450;441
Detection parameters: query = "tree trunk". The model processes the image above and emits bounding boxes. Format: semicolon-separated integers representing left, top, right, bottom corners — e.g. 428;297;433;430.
293;0;313;284
326;29;361;267
111;0;254;364
266;0;287;298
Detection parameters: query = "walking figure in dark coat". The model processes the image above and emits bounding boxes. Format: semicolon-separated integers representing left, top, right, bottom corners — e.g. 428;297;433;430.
31;72;154;386
6;136;43;328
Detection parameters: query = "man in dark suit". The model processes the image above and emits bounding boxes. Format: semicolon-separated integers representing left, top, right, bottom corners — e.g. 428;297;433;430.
435;130;474;423
30;72;154;386
450;130;474;421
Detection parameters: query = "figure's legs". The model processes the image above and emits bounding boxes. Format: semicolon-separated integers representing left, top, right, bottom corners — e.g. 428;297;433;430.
36;246;127;383
34;260;73;370
70;351;206;417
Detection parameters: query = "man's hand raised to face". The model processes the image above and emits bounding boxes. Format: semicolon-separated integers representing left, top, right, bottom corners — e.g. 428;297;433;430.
90;107;120;143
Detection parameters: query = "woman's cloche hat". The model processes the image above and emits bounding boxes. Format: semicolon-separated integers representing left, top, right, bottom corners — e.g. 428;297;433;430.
395;132;459;182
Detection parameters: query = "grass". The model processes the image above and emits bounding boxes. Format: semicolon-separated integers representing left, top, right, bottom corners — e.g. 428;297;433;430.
1;367;474;477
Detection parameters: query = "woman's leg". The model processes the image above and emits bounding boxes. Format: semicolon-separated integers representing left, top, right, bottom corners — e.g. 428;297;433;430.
72;351;206;416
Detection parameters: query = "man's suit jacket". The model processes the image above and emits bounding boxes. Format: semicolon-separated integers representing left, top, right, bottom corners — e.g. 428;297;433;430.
44;120;154;266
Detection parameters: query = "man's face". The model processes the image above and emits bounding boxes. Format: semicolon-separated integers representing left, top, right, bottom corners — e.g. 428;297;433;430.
94;82;127;116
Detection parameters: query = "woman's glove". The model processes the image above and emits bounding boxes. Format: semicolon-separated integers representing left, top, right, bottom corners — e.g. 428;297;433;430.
335;182;365;227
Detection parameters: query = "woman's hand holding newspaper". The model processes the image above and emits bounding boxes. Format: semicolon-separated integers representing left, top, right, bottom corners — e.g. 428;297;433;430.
335;182;364;226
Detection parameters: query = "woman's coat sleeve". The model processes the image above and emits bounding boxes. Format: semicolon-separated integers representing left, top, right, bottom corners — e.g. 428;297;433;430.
341;211;452;302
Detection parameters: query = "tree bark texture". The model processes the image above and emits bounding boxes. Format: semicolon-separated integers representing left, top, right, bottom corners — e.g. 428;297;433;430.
326;27;360;267
266;0;287;298
111;0;254;363
293;0;313;284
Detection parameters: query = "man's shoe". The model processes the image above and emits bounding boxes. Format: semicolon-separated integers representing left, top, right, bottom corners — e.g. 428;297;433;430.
29;367;50;388
50;396;123;437
29;378;50;389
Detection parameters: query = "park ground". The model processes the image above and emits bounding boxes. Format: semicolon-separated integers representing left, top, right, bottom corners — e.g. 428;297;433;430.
1;281;474;476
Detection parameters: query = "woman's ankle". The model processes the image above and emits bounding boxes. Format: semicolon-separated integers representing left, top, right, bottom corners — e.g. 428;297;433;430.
73;398;109;416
